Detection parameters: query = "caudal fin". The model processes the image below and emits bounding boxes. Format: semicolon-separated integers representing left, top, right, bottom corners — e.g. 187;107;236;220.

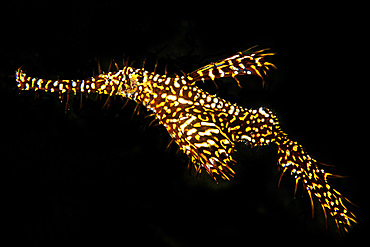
276;137;357;233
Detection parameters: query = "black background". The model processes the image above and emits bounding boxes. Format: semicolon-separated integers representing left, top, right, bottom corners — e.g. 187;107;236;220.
1;1;368;246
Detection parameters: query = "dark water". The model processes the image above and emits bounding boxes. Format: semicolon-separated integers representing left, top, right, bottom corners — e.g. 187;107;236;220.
1;1;367;246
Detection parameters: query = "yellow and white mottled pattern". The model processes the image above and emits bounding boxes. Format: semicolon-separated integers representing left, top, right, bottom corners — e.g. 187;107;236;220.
15;48;356;233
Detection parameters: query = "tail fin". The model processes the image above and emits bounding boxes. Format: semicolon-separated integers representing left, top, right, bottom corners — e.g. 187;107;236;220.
276;137;357;233
187;47;276;87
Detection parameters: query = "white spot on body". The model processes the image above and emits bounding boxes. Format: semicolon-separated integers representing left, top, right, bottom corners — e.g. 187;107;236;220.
164;77;171;85
179;116;197;134
241;135;251;142
208;69;215;81
178;97;193;105
194;142;209;148
80;81;85;92
234;108;240;116
207;139;216;146
187;128;197;136
217;67;225;77
228;105;235;114
200;122;215;127
174;78;180;88
36;79;42;88
258;107;270;117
